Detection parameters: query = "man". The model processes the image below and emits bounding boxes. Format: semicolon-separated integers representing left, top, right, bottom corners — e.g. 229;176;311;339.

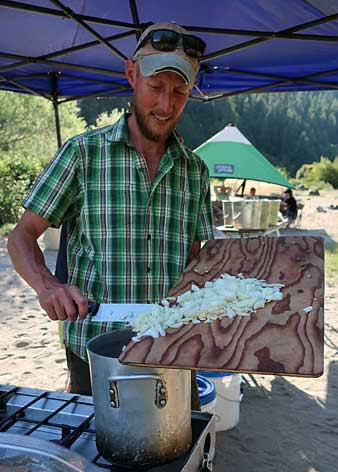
7;22;214;407
248;187;256;199
280;188;298;226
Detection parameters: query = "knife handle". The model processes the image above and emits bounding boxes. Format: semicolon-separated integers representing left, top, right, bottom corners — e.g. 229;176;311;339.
88;302;100;316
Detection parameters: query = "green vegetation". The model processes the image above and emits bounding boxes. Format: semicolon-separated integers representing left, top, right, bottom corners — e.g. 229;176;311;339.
94;109;123;129
0;92;87;228
296;157;338;189
78;91;338;177
0;223;15;237
0;154;43;225
325;242;338;280
78;96;129;127
1;90;338;231
0;91;86;166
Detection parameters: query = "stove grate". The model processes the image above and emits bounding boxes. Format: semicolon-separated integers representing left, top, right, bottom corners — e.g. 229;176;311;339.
0;385;215;472
0;387;122;470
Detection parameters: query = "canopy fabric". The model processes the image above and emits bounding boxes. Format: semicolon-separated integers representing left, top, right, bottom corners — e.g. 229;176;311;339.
0;0;338;103
194;124;294;188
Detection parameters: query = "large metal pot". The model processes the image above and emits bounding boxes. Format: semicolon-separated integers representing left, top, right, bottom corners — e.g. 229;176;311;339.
268;199;281;226
87;330;192;469
259;199;271;229
231;199;272;230
222;200;234;226
232;200;259;229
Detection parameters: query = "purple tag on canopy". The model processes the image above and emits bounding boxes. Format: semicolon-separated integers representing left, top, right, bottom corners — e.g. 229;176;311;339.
214;164;234;174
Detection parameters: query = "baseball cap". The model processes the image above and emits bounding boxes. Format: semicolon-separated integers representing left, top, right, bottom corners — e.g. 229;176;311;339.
132;22;202;87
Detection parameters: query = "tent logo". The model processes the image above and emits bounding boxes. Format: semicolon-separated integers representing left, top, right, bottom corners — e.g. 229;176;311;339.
214;164;234;174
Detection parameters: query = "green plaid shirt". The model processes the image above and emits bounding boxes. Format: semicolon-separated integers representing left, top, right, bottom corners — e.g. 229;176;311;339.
23;114;214;361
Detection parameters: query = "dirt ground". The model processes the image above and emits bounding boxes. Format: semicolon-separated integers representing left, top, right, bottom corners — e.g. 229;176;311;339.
0;189;337;471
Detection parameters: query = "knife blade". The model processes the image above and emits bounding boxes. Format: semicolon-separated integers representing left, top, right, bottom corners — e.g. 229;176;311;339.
88;303;155;322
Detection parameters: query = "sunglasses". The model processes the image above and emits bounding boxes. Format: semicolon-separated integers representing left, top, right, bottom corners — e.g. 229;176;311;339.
134;29;206;59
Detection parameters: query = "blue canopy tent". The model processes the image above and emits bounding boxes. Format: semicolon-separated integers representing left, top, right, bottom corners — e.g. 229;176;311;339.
1;0;338;147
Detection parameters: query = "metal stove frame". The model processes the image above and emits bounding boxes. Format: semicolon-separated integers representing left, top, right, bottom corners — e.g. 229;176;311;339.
0;384;215;471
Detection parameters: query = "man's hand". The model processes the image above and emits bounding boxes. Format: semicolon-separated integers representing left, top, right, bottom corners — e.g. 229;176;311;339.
7;210;90;322
38;284;89;321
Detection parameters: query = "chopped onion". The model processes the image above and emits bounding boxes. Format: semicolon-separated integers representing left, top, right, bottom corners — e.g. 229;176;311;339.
128;273;285;342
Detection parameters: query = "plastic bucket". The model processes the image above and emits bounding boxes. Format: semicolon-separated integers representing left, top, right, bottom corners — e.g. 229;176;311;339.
196;375;217;415
198;371;243;431
196;375;216;462
43;227;61;250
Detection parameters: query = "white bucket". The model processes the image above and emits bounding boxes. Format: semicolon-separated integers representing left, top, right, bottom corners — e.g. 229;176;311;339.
196;375;217;415
43;227;61;250
196;375;216;461
198;371;243;431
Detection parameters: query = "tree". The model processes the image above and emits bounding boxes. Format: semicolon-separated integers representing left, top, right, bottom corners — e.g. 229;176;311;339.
76;90;338;177
94;109;123;129
296;157;338;189
0;91;87;165
0;91;87;226
78;96;130;127
0;154;43;225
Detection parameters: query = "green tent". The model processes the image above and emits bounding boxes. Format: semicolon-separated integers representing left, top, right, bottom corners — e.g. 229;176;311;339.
194;123;294;189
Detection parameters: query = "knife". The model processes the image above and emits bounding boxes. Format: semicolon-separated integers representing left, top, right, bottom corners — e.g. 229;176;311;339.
88;302;155;322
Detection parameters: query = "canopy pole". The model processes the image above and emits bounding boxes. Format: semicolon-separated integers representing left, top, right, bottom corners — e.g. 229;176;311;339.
50;72;62;148
236;179;246;196
242;179;247;196
53;99;62;149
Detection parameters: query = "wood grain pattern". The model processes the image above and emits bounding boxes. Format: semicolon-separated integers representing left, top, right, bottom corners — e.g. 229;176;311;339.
119;236;324;377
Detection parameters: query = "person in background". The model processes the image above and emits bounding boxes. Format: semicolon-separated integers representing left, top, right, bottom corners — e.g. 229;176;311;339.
248;187;256;199
280;188;298;226
7;22;214;409
217;185;232;200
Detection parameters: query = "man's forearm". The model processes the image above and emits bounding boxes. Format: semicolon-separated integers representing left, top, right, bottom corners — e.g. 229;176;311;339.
7;226;61;296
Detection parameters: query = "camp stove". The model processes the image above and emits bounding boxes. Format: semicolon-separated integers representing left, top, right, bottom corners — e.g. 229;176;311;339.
0;384;215;471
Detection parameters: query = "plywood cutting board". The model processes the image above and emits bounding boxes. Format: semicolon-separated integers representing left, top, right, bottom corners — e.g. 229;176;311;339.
119;236;324;377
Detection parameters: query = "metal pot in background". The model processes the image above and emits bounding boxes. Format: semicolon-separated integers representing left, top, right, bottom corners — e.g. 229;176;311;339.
229;199;243;227
232;200;264;229
87;330;192;469
259;199;271;229
227;199;276;230
221;200;233;226
268;199;281;226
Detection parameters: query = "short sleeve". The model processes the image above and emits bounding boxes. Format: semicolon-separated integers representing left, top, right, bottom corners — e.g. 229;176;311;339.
22;139;83;227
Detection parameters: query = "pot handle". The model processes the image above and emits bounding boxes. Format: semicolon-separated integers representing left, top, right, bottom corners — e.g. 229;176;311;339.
108;374;167;409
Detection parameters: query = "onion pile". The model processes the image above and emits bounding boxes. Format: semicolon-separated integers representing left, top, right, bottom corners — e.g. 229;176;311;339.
122;273;284;342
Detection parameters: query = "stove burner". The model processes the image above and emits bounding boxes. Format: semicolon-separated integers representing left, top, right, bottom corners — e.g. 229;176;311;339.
0;385;215;471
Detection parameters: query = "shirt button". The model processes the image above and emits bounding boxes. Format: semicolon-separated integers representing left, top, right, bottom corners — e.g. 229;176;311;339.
147;266;151;273
147;234;151;240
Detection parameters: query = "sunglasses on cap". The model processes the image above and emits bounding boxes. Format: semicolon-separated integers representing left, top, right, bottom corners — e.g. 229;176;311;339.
134;29;206;59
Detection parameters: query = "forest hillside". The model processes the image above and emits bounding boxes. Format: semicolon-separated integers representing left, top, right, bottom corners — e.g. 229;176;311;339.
78;90;338;176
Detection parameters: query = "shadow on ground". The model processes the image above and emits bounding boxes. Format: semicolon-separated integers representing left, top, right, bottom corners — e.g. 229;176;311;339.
213;360;338;472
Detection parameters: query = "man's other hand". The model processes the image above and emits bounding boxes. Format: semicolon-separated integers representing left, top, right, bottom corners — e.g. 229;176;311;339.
38;284;89;321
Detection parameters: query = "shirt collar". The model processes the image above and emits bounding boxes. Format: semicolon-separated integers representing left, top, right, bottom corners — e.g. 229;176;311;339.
105;113;191;160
